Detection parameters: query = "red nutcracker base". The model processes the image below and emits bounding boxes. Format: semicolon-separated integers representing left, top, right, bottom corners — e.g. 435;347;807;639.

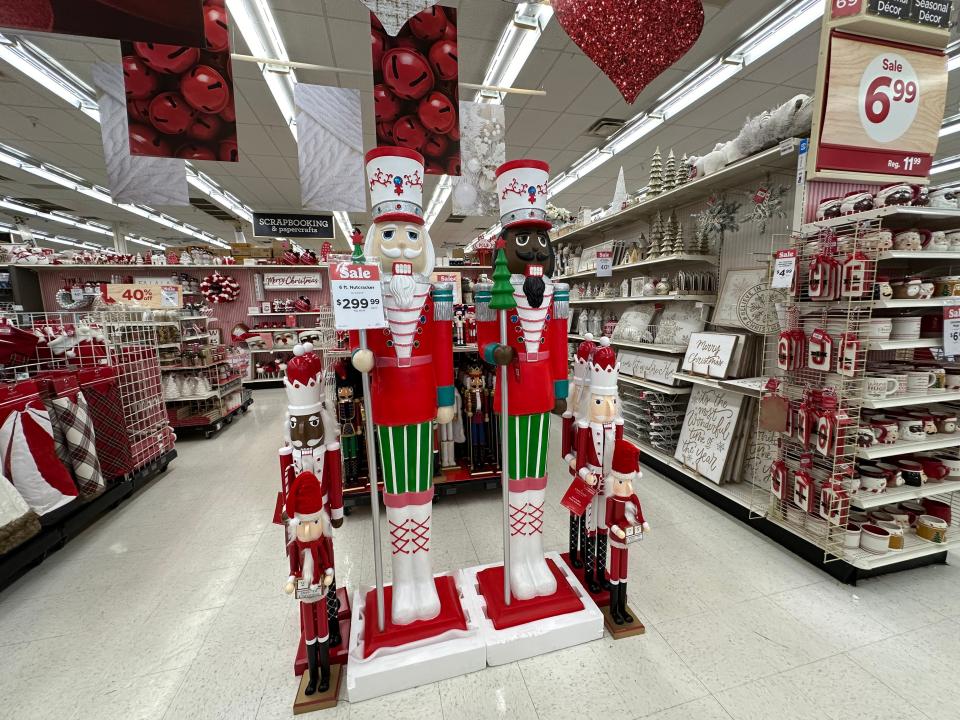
475;559;584;630
559;552;611;607
362;575;468;659
294;587;352;675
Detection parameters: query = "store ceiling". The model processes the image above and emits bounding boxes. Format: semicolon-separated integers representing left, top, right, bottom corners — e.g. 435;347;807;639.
0;0;956;253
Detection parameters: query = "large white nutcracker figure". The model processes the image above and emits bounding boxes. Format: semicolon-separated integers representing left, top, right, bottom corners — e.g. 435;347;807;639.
572;338;624;594
351;147;456;626
280;343;344;647
476;158;570;601
562;333;597;569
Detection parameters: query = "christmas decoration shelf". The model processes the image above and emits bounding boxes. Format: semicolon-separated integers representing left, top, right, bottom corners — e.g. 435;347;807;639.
557;254;718;281
801;207;960;234
568;333;686;355
570;295;716;305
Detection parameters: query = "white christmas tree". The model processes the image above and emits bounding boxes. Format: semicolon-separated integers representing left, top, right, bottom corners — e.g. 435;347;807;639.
664;150;677;192
648;211;664;257
677;154;690;186
648;147;663;196
611;166;629;210
662;210;675;251
671;212;684;255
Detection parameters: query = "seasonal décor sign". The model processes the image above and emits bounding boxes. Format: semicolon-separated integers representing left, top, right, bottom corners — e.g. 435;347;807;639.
674;386;744;484
263;273;324;291
682;332;739;379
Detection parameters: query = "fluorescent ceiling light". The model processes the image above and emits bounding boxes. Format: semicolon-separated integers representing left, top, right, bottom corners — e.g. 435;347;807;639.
0;220;103;250
941;115;960;137
333;211;352;241
931;154;960;175
0;197;113;237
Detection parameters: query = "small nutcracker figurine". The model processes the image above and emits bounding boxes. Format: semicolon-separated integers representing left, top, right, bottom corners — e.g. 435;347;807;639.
284;471;335;695
605;440;649;625
562;332;597;568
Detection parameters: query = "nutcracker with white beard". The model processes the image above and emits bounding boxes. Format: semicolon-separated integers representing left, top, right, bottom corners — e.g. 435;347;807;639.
351;147;456;626
562;333;597;569
280;342;344;648
476;158;570;601
572;338;624;594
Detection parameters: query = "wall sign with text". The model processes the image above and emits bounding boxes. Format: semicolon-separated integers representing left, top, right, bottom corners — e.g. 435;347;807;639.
816;32;947;179
253;213;335;240
262;273;324;291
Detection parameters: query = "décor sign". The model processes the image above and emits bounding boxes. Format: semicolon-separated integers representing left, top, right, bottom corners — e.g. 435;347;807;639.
253;213;335;240
263;273;324;291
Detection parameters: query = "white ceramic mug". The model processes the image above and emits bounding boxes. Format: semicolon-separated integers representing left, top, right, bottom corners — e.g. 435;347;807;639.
864;376;900;399
891;317;922;340
887;373;908;396
898;418;927;441
905;371;937;393
946;373;960;390
866;319;893;340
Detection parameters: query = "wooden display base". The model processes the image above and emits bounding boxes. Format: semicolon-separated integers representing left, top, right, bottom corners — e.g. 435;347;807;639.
601;604;645;639
292;664;342;715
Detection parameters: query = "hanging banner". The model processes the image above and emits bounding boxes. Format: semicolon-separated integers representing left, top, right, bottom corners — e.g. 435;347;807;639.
295;84;366;213
92;62;188;206
0;0;204;46
253;213;335;240
120;3;238;162
372;5;460;176
453;101;505;217
814;32;947;179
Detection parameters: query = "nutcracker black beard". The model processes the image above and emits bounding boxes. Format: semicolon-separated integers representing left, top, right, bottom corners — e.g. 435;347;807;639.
523;275;546;309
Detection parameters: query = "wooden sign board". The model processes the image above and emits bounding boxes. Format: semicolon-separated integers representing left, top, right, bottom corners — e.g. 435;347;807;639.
682;332;740;379
674;386;744;485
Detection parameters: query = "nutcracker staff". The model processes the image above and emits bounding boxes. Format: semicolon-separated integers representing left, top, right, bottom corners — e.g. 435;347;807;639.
476;158;570;601
351;147;456;626
605;440;649;625
280;343;345;647
562;333;597;568
572;338;624;594
284;471;335;695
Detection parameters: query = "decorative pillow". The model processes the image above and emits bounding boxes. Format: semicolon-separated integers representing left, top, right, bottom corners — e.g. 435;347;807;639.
0;471;40;554
655;302;706;346
52;392;106;500
612;305;656;343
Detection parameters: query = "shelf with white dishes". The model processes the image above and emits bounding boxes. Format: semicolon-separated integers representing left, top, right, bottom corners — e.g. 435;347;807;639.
165;389;220;402
874;297;960;309
243;377;284;385
181;334;210;343
861;390;960;410
567;333;686;354
857;435;960;460
161;360;230;372
558;254;718;281
851;478;960;510
248;311;327;317
865;337;941;351
570;294;716;306
878;251;960;262
618;376;691;395
250;347;296;354
843;530;957;570
801;206;960;234
554;143;800;245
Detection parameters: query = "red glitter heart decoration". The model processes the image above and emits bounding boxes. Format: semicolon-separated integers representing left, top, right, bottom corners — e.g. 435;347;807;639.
553;0;704;105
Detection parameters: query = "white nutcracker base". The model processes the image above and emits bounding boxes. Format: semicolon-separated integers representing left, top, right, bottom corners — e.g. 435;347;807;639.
345;572;486;703
461;551;604;666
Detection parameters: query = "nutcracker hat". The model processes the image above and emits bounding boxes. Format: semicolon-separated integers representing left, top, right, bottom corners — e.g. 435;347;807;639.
286;470;327;525
495;159;552;230
284;342;324;414
611;439;641;481
572;333;597;386
366;147;425;226
589;337;620;396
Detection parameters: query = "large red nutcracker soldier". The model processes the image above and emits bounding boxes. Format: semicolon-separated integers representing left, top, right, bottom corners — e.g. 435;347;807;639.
351;147;456;626
562;333;597;568
605;440;649;625
280;342;344;648
284;471;335;695
573;338;624;594
476;158;570;601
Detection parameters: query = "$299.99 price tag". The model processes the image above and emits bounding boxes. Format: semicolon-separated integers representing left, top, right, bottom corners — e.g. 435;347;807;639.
329;262;386;331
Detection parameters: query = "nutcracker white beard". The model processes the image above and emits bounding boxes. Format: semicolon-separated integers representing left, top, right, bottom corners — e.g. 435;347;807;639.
389;272;417;308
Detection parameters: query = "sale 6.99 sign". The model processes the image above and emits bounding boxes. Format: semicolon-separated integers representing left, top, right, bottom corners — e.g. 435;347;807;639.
816;32;947;179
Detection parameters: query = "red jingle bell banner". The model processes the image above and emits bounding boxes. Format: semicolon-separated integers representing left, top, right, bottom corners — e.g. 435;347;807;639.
372;5;460;176
0;0;205;47
552;0;705;105
120;0;239;163
360;0;439;37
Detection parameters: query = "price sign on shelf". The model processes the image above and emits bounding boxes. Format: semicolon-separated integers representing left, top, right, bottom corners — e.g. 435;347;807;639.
596;250;613;278
816;33;947;179
831;0;861;18
329;262;386;331
101;283;182;309
771;249;798;290
944;305;960;357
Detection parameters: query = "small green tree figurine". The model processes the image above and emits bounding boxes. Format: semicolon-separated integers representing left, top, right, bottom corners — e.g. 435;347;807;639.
489;246;517;312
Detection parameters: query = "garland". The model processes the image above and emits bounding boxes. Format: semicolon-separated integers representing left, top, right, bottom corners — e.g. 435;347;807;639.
200;272;240;304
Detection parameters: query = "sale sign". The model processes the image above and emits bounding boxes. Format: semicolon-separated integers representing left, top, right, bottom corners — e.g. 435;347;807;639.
944;305;960;356
596;250;613;278
816;32;947;179
101;283;182;309
832;0;863;18
329;262;386;331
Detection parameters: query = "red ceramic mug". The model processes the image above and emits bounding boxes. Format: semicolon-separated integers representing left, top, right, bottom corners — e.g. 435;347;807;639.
918;457;949;483
923;499;952;525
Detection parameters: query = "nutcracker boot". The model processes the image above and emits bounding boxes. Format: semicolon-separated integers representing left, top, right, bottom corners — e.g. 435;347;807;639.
305;640;320;695
568;513;581;568
508;480;536;600
408;491;441;621
595;532;612;591
385;498;418;625
619;582;634;624
525;479;557;597
318;640;331;693
609;583;625;625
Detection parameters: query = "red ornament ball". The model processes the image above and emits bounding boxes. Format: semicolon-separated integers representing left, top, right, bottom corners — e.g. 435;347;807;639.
423;132;448;159
425;158;445;175
187;113;223;142
127;98;152;123
0;1;53;31
122;55;159;100
181;65;230;113
442;20;457;42
393;115;427;152
392;35;419;51
203;3;231;53
381;48;434;100
371;28;388;71
448;123;460;142
376;120;396;144
446;155;462;176
409;7;448;42
220;101;236;124
149;93;195;135
129;123;172;157
428;40;458;81
417;91;456;134
176;143;217;161
219;136;239;162
373;84;402;123
133;42;199;74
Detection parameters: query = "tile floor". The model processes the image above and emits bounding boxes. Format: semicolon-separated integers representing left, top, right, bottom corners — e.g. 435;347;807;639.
2;388;959;719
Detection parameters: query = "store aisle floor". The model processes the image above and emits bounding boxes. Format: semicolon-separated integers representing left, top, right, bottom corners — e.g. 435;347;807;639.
2;389;959;719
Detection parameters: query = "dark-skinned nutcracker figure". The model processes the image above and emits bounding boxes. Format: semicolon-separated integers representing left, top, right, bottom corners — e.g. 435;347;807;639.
280;343;344;648
572;338;624;594
350;147;456;626
605;439;649;624
562;332;597;569
476;159;570;601
284;470;335;695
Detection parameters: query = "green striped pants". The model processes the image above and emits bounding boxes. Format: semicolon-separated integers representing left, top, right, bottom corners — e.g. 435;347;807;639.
506;412;551;481
377;421;434;494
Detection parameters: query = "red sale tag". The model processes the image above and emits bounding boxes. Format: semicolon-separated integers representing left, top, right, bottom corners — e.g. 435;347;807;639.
831;0;861;18
944;305;960;357
560;475;599;516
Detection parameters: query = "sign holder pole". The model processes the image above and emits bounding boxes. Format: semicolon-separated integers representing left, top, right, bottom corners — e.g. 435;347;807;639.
359;326;386;633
